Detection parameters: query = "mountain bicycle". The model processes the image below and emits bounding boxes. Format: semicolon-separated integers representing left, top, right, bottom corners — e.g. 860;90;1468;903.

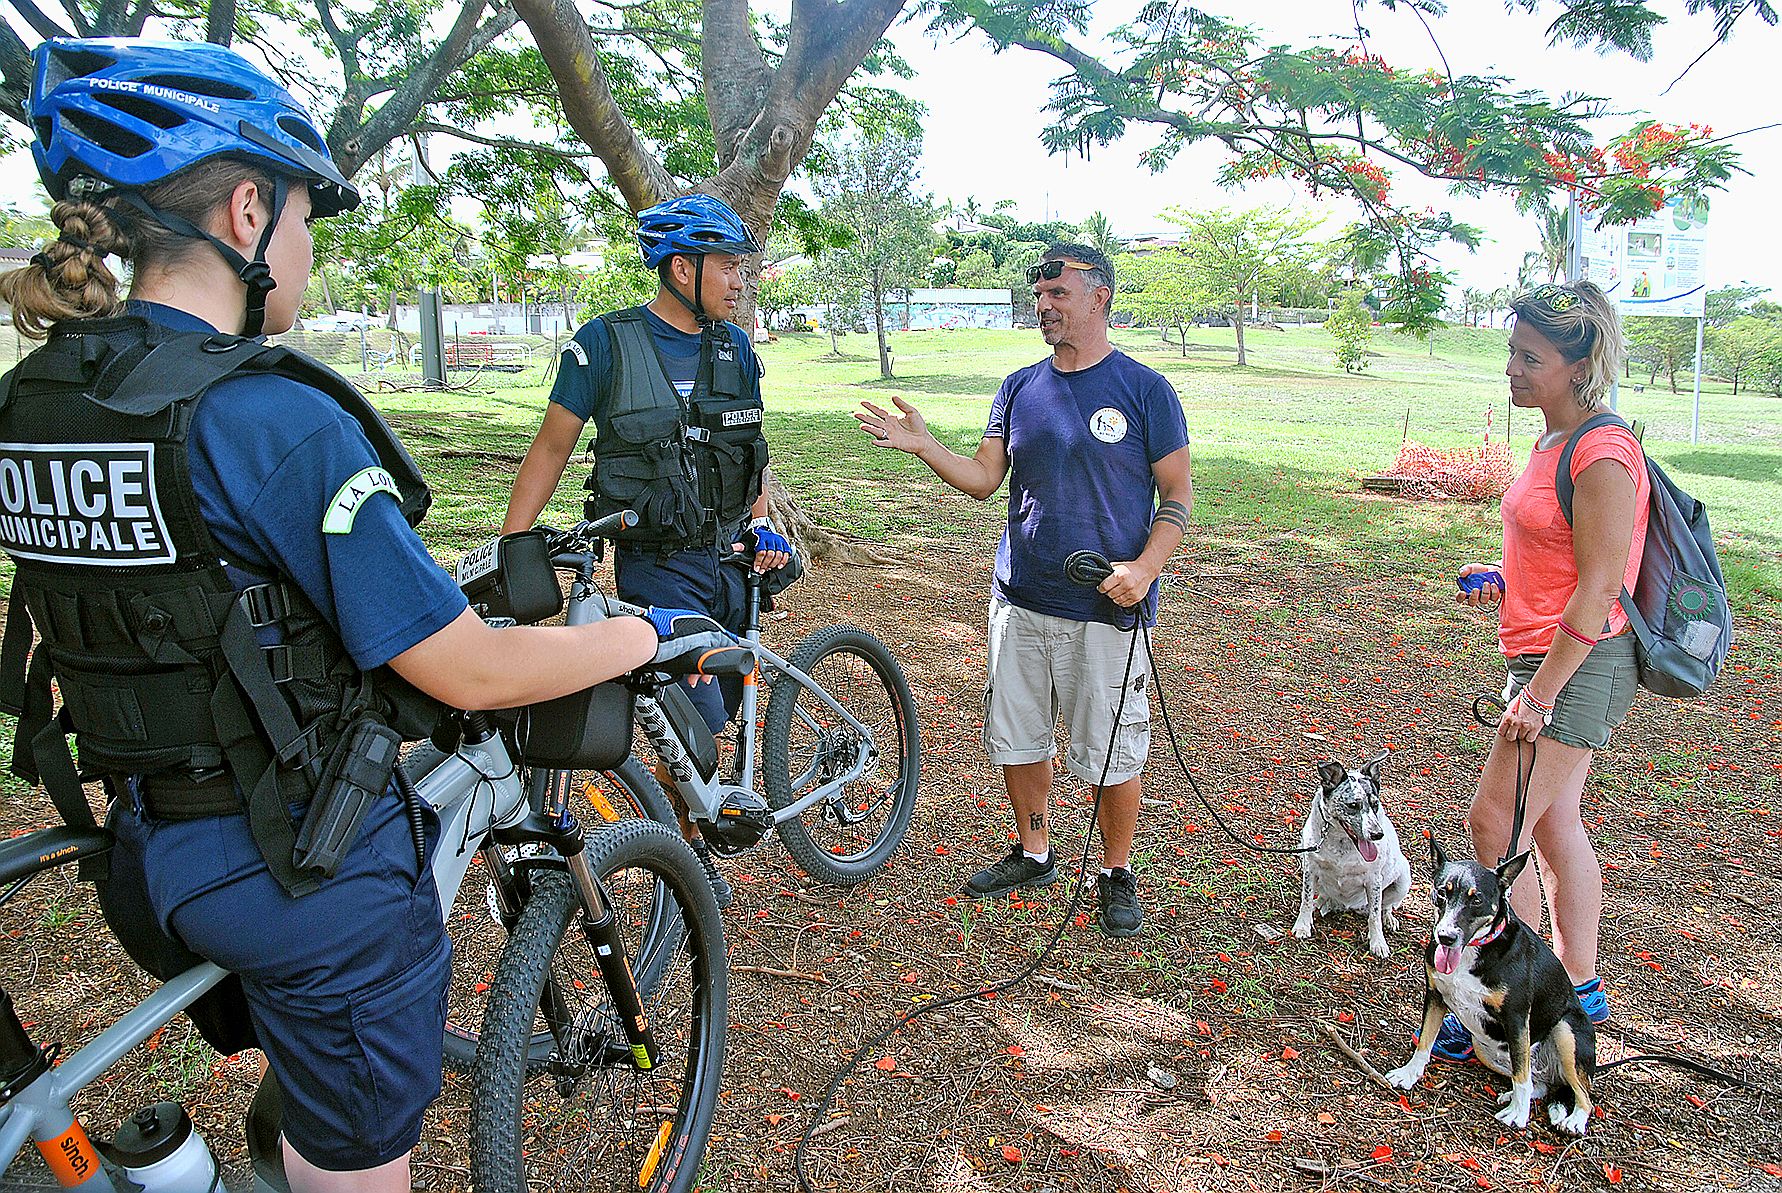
495;519;923;890
1;516;728;1192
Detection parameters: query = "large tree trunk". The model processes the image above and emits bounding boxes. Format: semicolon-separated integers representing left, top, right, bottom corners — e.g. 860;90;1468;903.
1233;310;1248;366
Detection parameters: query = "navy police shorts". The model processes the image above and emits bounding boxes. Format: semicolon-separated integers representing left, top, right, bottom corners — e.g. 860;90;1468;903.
115;791;450;1172
616;543;747;736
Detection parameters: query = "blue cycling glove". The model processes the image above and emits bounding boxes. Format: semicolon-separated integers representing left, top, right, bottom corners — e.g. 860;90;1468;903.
741;520;793;564
640;607;744;673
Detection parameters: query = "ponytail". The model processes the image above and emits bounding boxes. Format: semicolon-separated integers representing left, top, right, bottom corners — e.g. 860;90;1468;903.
1;156;279;340
0;200;134;339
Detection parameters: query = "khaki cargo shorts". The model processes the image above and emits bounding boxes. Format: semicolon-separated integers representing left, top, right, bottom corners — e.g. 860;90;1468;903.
983;599;1151;785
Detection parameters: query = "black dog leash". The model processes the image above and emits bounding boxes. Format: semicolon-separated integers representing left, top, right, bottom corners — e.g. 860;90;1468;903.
1471;692;1536;863
1467;699;1776;1096
1063;552;1318;858
794;554;1143;1193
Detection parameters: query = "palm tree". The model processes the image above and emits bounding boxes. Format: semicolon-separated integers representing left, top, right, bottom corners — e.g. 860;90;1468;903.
1082;210;1123;258
1534;204;1569;284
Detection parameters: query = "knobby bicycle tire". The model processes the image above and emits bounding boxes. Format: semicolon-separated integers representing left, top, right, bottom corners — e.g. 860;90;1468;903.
762;625;920;884
470;819;727;1193
442;756;677;1072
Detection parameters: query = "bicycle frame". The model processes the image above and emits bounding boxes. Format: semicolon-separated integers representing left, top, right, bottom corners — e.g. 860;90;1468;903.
0;714;660;1190
556;552;881;831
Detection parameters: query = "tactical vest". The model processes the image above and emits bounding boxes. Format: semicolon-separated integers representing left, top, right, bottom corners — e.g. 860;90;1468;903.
583;308;768;550
0;317;441;897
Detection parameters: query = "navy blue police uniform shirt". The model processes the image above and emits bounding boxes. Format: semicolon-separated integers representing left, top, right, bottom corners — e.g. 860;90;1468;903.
985;350;1188;626
548;304;762;423
136;301;467;669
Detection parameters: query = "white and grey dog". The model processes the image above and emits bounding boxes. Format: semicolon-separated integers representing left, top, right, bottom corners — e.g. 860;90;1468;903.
1292;752;1412;958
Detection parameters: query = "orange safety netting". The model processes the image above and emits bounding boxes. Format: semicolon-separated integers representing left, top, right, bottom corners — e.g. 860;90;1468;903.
1382;439;1512;502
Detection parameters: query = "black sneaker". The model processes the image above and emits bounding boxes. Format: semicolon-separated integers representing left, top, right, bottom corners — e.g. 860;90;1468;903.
689;837;734;910
1096;868;1143;937
963;845;1058;897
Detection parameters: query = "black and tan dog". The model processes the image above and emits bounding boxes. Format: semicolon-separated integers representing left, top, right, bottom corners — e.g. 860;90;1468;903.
1386;836;1596;1135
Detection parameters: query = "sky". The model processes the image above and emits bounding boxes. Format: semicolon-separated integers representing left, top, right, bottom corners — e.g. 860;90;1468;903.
4;1;1777;298
880;1;1782;297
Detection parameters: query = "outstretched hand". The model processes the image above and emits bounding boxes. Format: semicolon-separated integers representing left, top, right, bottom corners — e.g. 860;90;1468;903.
854;396;931;454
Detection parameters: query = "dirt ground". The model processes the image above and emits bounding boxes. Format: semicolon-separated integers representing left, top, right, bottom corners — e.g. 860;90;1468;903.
2;509;1779;1192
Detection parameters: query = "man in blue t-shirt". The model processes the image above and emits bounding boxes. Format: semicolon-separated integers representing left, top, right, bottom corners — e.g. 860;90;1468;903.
856;243;1192;937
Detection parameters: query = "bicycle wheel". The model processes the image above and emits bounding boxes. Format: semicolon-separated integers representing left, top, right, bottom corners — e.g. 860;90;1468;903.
471;819;726;1193
762;625;920;884
442;757;675;1072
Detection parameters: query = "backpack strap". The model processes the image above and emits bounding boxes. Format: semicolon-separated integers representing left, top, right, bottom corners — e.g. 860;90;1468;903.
1553;411;1633;528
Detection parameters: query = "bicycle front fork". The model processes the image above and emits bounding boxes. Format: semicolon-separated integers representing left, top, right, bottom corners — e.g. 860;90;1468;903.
493;808;660;1071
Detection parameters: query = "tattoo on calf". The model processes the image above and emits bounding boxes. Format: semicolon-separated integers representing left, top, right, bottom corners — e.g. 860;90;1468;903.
1029;813;1043;832
1152;499;1189;534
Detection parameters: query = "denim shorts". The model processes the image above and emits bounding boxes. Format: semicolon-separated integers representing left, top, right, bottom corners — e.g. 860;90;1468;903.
1506;632;1639;751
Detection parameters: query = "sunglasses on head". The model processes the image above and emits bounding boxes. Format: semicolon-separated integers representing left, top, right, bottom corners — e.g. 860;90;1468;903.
1524;283;1581;314
1026;259;1097;285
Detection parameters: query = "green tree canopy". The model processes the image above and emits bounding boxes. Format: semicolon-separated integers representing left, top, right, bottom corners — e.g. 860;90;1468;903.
1160;205;1326;365
814;132;935;379
918;0;1743;331
1115;247;1210;356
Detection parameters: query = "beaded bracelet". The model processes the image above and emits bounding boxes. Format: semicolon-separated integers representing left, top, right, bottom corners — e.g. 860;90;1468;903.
1516;689;1555;726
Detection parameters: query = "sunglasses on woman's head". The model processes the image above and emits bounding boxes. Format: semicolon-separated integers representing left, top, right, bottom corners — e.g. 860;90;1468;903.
1524;283;1580;314
1026;259;1097;285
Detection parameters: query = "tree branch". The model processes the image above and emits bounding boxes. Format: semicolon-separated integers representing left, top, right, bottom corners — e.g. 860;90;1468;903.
0;20;33;129
413;120;599;166
511;0;674;211
205;0;238;44
709;0;904;220
332;1;515;177
57;0;92;35
702;0;771;165
12;0;74;40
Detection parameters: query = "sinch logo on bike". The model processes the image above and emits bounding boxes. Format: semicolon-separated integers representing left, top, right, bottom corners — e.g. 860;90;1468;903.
3;17;1777;1193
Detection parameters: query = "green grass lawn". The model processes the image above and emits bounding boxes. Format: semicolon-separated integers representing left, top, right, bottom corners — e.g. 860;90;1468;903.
754;322;1781;609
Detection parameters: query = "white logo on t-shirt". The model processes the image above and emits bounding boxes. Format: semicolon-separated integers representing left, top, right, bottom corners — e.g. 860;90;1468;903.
1088;407;1128;444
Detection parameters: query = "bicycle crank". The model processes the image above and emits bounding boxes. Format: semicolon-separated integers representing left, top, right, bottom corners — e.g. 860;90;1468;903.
699;786;773;854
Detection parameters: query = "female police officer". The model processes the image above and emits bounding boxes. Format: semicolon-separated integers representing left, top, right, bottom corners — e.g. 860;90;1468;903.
0;37;727;1192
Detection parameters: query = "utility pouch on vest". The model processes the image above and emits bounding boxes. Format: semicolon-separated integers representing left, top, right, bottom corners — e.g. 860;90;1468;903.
292;717;402;881
586;408;701;544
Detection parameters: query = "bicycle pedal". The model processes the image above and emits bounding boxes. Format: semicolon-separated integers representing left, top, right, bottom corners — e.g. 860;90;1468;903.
700;788;772;853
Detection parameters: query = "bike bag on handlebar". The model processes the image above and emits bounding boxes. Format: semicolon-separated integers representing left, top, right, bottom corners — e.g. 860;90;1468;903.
507;682;635;770
456;530;564;624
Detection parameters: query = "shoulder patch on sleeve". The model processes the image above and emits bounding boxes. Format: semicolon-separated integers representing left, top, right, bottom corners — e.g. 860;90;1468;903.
322;466;401;535
564;340;589;367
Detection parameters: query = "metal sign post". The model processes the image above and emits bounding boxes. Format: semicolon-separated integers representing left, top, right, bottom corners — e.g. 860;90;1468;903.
1691;316;1705;444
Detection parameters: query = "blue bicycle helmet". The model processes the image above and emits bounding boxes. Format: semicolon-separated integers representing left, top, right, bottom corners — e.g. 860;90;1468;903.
635;194;760;269
29;38;357;336
30;37;358;216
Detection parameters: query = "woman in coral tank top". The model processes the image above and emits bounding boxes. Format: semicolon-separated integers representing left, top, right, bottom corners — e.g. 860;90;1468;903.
1436;281;1646;1062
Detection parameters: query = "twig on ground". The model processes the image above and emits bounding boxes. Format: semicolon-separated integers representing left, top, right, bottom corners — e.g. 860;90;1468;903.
1319;1020;1394;1091
734;964;830;984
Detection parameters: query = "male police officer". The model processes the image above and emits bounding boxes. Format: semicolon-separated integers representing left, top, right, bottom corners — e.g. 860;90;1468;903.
504;195;793;892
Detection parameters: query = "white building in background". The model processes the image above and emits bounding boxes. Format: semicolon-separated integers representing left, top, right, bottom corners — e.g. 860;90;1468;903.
387;300;579;337
789;287;1015;332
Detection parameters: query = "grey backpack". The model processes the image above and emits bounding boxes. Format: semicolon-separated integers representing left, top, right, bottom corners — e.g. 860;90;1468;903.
1556;413;1731;697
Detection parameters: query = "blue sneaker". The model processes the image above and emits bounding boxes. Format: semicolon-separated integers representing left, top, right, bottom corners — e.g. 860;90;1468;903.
1430;1013;1476;1063
1574;977;1610;1025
